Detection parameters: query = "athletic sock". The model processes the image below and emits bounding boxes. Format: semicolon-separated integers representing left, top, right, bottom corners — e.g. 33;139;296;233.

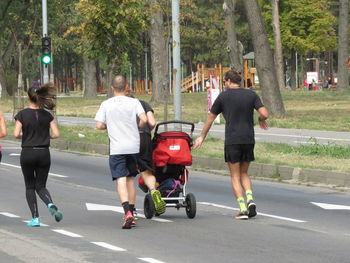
237;197;247;212
122;202;130;214
246;190;254;202
129;204;135;212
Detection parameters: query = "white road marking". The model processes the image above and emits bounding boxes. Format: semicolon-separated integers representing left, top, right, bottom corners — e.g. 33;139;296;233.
9;153;20;156
22;220;49;227
198;202;306;223
194;126;350;143
0;212;20;218
138;258;165;263
86;203;173;223
256;132;350;142
293;141;315;145
52;229;83;238
0;147;21;150
91;242;126;252
311;202;350;210
1;162;68;178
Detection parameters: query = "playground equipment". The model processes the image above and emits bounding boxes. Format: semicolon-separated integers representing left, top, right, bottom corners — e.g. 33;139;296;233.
181;64;230;93
181;53;257;93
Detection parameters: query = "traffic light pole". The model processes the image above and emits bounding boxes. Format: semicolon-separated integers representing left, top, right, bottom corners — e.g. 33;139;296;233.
172;0;182;121
42;0;49;84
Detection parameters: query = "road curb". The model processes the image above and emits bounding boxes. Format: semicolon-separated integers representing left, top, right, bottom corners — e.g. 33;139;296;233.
193;156;350;189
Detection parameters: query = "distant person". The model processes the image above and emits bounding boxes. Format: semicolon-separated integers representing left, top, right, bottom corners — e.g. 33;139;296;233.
327;77;332;89
95;75;147;229
127;94;166;217
312;79;317;91
14;83;62;227
0;111;8;162
192;70;269;220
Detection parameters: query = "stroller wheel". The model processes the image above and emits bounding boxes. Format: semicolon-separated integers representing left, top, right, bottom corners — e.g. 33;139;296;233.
144;193;155;219
185;193;196;219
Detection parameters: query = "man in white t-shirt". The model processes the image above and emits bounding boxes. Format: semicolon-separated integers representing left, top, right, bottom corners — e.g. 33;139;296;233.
95;75;147;229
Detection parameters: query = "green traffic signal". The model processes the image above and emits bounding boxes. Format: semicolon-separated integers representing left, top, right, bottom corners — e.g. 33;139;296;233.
41;36;51;65
41;54;51;64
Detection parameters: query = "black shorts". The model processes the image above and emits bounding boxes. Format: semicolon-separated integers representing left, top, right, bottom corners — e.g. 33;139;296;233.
224;144;255;163
109;154;138;180
138;133;153;173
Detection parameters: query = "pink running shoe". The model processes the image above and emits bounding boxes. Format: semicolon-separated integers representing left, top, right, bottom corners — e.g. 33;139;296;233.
122;211;134;229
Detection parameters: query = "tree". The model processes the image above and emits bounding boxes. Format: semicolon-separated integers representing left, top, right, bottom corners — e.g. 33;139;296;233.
270;0;284;89
260;0;337;88
149;0;168;103
242;0;285;117
69;0;149;96
223;0;243;73
337;0;349;91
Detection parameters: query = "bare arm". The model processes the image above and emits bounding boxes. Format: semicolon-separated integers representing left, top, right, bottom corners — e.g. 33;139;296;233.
257;106;269;130
192;112;217;149
138;112;147;129
146;111;156;130
50;120;60;139
0;112;7;138
13;120;22;138
96;121;107;130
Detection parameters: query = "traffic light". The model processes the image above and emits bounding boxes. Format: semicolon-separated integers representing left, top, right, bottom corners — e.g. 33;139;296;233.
41;36;51;65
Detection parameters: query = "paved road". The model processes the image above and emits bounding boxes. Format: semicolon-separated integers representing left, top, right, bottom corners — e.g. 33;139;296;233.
1;141;350;262
5;113;350;146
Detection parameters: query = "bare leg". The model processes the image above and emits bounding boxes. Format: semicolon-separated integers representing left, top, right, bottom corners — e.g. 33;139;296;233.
116;177;128;203
126;176;136;205
240;162;252;192
228;162;244;198
141;170;156;191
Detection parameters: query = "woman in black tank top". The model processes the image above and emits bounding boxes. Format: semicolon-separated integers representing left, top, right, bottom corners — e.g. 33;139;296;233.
14;83;63;227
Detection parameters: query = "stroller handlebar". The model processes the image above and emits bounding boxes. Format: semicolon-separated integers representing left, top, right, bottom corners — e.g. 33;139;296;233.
154;120;195;136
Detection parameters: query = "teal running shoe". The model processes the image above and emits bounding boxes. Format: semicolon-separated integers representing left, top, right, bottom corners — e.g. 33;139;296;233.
27;217;40;227
48;203;63;222
151;190;166;215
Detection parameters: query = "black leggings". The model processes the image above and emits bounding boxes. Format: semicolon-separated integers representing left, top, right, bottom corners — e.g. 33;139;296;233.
20;148;53;218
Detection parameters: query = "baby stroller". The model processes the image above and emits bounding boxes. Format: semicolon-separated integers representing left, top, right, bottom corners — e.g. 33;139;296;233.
139;120;197;219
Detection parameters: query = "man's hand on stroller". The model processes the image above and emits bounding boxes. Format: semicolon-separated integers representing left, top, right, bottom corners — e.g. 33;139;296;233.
192;136;204;150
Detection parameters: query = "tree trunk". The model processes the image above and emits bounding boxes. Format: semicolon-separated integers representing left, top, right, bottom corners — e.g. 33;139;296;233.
242;0;285;117
337;0;349;91
0;63;9;98
290;50;296;88
83;57;97;98
149;0;168;103
271;0;285;90
224;0;243;72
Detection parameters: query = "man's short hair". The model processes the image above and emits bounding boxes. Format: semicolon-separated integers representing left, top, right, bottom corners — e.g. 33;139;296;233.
224;70;242;84
111;75;127;92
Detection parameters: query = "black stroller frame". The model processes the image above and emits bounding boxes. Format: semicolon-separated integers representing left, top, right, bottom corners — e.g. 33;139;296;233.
143;121;197;219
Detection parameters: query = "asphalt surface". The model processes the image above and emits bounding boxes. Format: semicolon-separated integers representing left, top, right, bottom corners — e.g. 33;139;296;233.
1;141;350;263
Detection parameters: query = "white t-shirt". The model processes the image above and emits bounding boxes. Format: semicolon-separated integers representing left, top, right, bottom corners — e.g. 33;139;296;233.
95;96;145;155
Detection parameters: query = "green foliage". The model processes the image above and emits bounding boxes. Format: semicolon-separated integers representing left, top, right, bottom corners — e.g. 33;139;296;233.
180;0;230;69
260;0;337;54
70;0;150;62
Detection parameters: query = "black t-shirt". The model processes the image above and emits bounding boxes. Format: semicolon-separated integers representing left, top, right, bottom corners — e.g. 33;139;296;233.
138;100;154;135
14;108;54;148
210;88;264;145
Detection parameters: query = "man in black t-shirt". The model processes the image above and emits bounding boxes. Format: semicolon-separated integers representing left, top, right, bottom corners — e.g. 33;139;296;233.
192;70;269;220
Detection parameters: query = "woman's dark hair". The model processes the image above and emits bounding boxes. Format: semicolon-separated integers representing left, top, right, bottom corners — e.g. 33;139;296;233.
224;70;242;84
28;83;56;110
